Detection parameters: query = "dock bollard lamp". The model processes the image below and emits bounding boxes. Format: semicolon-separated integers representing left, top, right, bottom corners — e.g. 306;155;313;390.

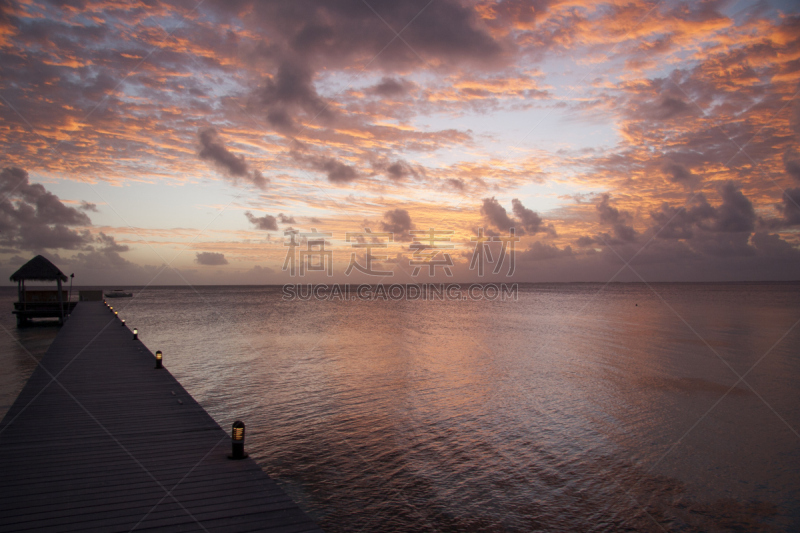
229;421;247;459
110;306;113;312
114;311;118;317
155;350;163;369
133;328;138;340
121;319;125;327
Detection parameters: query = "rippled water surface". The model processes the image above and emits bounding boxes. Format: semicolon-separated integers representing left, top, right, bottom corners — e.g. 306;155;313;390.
0;289;60;418
2;283;799;531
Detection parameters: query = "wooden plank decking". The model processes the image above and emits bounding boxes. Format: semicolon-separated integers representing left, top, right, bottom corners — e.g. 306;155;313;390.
0;301;323;533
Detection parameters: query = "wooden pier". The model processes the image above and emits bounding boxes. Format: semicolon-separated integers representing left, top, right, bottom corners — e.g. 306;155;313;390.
0;301;322;533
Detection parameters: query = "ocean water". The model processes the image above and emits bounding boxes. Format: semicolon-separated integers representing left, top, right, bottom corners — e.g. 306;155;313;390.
1;283;799;531
0;288;61;418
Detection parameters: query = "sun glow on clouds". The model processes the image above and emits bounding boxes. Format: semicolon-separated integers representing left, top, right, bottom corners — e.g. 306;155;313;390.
1;0;799;283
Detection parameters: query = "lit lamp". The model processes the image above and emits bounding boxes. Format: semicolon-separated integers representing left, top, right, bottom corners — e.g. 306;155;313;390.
109;306;114;313
155;350;163;369
121;319;125;327
133;327;138;340
114;311;118;317
228;421;247;459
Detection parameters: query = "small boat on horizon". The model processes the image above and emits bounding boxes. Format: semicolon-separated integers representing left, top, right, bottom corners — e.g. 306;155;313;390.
104;289;133;298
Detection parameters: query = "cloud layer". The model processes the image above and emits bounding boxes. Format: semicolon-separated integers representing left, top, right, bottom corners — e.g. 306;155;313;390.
0;1;798;281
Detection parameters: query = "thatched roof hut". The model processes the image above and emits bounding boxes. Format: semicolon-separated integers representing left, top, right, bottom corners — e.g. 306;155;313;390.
10;256;70;325
10;255;68;282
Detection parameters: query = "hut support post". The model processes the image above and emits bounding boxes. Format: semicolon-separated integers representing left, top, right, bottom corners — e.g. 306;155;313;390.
57;278;64;323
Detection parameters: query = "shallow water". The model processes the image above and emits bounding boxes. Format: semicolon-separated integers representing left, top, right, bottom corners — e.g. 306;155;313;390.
2;283;799;531
0;288;61;419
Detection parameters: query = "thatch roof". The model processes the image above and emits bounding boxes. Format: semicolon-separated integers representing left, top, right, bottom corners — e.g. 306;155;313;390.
10;255;68;282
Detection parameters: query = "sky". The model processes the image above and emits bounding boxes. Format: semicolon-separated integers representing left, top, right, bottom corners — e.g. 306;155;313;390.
1;0;799;285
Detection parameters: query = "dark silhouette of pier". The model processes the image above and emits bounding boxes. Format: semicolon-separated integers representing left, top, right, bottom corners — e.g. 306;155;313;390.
0;301;322;533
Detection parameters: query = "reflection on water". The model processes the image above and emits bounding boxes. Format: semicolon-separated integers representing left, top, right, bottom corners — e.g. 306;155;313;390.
2;283;799;531
0;288;61;419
